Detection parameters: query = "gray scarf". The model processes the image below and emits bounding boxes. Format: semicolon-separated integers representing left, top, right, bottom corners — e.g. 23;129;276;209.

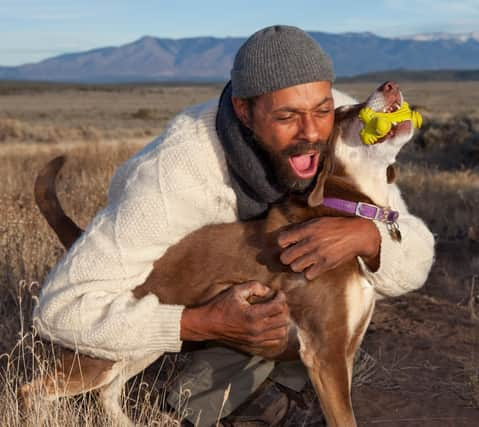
215;81;287;220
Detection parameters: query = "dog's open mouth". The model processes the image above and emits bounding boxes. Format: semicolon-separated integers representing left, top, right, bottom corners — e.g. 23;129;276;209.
373;99;410;144
288;152;320;179
374;120;412;144
383;101;401;114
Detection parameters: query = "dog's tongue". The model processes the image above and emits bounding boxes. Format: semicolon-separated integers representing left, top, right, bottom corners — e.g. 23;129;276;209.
290;154;313;172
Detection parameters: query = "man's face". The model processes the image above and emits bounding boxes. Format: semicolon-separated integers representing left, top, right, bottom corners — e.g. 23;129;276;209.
233;81;335;191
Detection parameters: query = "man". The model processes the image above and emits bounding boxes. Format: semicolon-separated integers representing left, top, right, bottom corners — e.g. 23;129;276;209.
34;26;434;425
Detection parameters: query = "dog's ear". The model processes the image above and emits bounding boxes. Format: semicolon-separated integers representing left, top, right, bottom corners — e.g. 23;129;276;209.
335;104;355;116
334;103;364;122
307;154;332;207
386;165;396;183
307;129;337;207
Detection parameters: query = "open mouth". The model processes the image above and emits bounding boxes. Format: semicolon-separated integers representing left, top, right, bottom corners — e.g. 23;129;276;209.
383;101;401;114
360;83;420;146
374;99;405;144
288;152;320;179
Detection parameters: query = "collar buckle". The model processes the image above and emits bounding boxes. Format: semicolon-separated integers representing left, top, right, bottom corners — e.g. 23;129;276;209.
355;202;380;220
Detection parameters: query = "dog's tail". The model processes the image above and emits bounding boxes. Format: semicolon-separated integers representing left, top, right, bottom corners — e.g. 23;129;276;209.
34;156;83;249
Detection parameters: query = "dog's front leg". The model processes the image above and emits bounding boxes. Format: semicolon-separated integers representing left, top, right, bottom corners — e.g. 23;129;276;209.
291;274;375;427
298;327;357;427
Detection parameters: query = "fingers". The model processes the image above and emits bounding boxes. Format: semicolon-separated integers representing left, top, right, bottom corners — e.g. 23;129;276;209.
279;237;316;265
285;249;333;278
213;284;291;354
277;218;319;248
304;254;340;279
236;280;271;300
260;312;290;332
249;291;288;318
278;217;361;277
233;321;290;349
305;262;325;280
245;298;290;349
250;323;289;342
290;251;322;273
243;322;290;356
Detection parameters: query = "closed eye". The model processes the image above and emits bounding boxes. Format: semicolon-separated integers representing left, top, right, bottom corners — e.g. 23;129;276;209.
276;115;294;121
314;107;333;116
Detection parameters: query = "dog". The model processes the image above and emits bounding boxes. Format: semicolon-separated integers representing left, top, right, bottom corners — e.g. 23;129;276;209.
22;81;418;427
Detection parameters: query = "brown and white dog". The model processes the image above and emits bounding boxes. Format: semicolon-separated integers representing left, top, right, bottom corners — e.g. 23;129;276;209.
22;82;415;427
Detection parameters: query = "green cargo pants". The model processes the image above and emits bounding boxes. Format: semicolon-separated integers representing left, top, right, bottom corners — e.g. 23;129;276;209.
167;346;308;427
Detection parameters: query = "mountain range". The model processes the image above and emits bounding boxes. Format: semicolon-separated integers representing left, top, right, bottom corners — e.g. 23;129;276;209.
1;31;478;83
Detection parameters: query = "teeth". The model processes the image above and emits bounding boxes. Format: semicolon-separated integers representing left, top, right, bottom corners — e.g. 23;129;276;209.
384;102;400;113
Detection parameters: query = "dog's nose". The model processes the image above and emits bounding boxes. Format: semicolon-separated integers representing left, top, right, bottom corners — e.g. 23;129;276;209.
379;81;399;95
379;81;401;106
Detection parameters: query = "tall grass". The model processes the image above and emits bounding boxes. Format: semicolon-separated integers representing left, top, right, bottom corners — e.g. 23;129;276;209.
0;142;197;425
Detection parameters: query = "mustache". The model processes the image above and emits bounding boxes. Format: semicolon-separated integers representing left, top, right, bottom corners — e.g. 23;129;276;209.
281;140;330;157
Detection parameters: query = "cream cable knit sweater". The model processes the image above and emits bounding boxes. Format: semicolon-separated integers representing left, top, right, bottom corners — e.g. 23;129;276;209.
33;90;435;361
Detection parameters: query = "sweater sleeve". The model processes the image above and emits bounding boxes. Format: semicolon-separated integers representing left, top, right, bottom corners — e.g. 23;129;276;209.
33;133;221;361
358;183;435;298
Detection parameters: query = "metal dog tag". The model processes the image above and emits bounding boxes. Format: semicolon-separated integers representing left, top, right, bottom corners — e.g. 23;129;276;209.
387;222;402;242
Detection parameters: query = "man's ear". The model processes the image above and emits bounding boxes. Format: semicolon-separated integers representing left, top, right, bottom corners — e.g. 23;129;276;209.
232;96;252;129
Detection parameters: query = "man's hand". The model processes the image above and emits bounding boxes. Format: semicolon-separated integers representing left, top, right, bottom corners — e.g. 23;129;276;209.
180;281;290;355
278;216;381;280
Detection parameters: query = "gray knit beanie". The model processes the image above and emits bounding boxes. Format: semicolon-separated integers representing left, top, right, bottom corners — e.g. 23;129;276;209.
231;25;335;98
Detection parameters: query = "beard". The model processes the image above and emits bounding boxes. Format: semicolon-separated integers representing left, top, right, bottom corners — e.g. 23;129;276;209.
254;137;330;192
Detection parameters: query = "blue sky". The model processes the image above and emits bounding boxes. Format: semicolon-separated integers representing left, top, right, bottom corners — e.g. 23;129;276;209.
1;0;478;66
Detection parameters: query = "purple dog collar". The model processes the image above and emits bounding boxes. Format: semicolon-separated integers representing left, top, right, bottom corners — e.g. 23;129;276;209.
322;197;399;224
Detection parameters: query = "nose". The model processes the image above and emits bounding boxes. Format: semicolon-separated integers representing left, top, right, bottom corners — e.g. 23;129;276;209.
300;114;320;143
379;80;401;105
379;81;399;94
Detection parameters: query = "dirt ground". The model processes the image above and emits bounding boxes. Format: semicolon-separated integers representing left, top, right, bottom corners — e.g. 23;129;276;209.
353;293;478;426
1;81;478;426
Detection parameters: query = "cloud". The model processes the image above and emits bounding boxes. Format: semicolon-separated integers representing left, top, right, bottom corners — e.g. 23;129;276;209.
0;0;88;23
21;12;85;21
383;0;479;16
0;48;65;54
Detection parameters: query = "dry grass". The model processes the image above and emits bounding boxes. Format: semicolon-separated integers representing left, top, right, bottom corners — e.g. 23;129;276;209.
1;314;190;426
0;84;221;144
1;81;478;425
0;142;197;425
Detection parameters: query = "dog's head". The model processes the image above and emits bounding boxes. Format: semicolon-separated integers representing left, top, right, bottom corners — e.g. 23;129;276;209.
336;81;419;166
308;81;420;207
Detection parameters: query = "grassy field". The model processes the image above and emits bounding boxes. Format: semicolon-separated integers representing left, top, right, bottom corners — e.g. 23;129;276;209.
1;81;478;426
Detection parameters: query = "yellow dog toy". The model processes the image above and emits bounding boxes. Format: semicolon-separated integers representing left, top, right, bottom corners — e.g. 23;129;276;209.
358;101;423;145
